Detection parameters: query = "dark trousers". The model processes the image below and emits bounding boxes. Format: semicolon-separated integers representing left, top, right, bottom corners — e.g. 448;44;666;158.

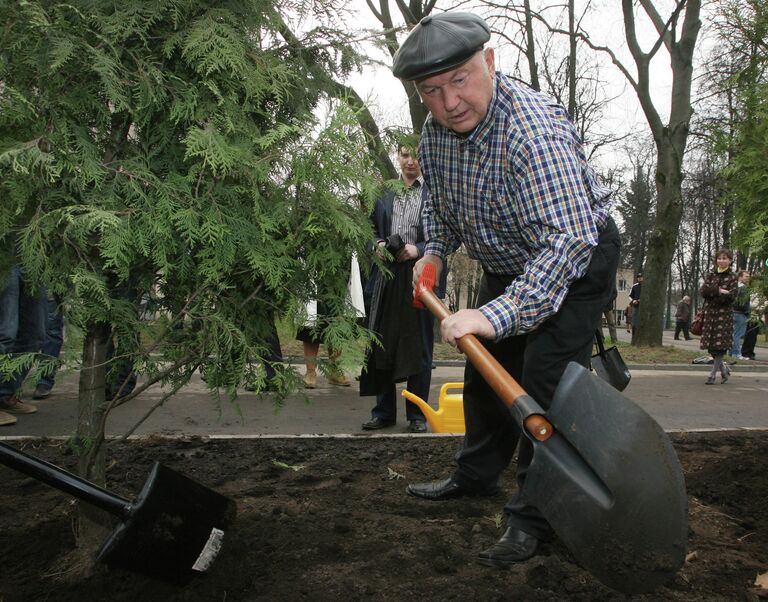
741;322;759;359
263;316;283;381
370;309;434;422
674;320;690;340
451;219;620;540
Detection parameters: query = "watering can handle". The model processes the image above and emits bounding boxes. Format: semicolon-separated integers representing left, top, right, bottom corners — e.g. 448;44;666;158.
415;265;553;442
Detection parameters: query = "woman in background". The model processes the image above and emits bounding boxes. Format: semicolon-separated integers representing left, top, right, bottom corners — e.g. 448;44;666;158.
699;249;738;384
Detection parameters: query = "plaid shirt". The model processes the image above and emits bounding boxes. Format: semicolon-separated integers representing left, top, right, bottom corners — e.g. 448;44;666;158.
420;73;612;339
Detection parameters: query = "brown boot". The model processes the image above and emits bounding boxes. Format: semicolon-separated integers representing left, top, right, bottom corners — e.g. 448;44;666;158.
0;410;17;426
303;342;319;389
328;372;350;387
304;368;317;389
327;350;350;386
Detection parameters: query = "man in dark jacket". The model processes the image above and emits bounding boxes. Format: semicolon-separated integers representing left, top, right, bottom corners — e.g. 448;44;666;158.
360;146;444;433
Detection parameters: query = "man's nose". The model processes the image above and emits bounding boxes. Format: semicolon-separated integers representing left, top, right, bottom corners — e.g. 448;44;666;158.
443;87;461;112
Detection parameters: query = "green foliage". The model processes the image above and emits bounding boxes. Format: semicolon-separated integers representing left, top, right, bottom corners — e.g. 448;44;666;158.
0;1;377;421
724;82;768;259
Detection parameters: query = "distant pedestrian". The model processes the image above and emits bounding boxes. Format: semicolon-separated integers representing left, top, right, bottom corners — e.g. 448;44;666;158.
628;273;643;339
699;249;737;385
730;271;751;359
674;295;692;341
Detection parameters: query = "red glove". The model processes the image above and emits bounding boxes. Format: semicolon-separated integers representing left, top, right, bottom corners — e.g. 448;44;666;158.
413;263;436;309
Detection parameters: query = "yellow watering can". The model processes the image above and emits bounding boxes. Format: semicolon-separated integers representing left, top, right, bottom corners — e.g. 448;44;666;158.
402;383;465;433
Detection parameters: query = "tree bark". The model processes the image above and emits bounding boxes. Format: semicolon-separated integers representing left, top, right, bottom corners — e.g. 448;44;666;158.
75;322;113;547
624;0;701;346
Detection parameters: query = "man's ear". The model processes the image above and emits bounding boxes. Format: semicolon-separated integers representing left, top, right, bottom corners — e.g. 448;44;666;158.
483;47;495;74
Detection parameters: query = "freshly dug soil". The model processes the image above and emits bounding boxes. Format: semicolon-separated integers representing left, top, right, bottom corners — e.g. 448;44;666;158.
1;430;766;601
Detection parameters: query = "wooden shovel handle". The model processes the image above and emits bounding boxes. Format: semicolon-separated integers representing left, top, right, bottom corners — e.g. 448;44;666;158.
416;283;553;442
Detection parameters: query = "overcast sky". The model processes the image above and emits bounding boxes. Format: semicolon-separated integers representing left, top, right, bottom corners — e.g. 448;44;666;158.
336;0;705;172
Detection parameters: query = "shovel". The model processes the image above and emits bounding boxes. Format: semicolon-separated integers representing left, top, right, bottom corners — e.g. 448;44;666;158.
0;441;236;583
415;265;687;594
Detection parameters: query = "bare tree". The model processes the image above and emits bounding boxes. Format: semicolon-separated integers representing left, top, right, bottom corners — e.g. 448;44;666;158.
568;0;702;345
365;0;437;132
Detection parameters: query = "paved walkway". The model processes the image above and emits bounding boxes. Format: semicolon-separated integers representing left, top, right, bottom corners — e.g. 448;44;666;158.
2;327;766;439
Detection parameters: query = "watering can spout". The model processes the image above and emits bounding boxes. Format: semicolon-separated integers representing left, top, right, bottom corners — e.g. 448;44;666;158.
402;383;465;434
402;389;437;420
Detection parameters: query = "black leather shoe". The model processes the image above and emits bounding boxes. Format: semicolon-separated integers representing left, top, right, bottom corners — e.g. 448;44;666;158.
408;420;427;433
361;417;395;430
406;478;498;500
478;527;540;567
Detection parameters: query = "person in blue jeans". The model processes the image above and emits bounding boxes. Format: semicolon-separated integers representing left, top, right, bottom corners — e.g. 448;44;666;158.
730;270;751;359
33;294;65;399
0;264;46;424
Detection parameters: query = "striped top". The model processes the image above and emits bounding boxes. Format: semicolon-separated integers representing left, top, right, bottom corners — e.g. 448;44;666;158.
420;73;612;339
391;176;424;245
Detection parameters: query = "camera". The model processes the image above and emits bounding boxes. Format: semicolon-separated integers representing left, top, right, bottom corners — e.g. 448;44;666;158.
384;233;404;256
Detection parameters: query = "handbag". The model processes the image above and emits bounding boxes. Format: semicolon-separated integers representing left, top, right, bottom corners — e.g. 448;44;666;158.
690;309;704;336
591;329;631;392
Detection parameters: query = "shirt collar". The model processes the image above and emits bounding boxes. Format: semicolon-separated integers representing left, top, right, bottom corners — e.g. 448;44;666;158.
401;174;423;189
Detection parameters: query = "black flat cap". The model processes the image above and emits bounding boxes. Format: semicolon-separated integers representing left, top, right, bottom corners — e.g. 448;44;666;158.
392;12;491;81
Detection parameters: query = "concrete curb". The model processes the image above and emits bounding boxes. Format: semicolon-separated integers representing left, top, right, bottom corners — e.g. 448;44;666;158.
3;426;767;443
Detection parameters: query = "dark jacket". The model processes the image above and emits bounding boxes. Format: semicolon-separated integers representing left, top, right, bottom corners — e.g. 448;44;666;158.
733;284;750;315
364;183;447;318
360;183;446;396
675;300;691;323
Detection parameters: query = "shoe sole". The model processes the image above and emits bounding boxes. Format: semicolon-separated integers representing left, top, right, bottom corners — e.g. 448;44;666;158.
406;487;500;500
477;552;538;568
1;406;37;415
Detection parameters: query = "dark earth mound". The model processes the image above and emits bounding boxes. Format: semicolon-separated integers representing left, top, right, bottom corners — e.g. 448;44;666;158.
1;430;766;601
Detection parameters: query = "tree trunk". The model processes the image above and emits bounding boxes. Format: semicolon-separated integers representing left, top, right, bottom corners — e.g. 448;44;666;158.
567;0;577;117
74;322;113;549
635;141;685;346
523;0;540;91
625;0;701;346
405;81;429;134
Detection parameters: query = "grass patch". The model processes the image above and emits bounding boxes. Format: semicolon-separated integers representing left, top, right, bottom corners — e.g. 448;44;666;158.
610;341;702;364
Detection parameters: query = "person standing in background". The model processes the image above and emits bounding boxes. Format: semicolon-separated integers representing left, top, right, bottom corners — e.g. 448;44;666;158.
730;271;751;359
361;145;442;434
674;295;692;341
33;293;65;399
628;273;643;340
0;265;45;425
699;249;737;385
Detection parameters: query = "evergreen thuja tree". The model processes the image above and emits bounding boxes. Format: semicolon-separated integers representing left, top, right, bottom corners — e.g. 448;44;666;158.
0;0;376;549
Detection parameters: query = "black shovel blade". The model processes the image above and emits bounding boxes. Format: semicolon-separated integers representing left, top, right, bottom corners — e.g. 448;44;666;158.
96;462;237;583
523;362;687;594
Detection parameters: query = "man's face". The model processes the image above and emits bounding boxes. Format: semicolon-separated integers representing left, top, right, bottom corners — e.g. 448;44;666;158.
398;147;421;179
740;272;751;284
415;48;496;134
